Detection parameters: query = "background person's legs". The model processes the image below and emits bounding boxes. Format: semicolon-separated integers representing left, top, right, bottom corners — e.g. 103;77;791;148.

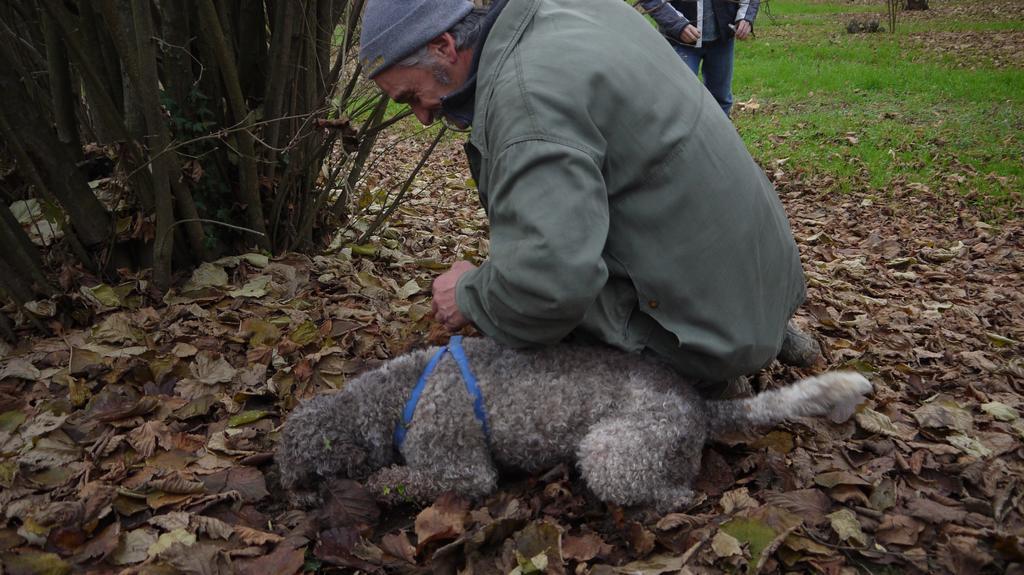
673;42;703;77
698;37;735;116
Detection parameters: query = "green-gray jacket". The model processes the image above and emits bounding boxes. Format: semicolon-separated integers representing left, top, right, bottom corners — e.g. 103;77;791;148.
455;0;805;380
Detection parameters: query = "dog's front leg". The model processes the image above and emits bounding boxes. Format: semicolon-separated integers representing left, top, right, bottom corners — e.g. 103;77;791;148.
365;465;438;506
368;419;498;506
365;451;498;507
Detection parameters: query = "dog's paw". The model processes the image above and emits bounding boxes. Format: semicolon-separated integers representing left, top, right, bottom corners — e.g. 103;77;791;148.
365;466;425;507
653;486;698;515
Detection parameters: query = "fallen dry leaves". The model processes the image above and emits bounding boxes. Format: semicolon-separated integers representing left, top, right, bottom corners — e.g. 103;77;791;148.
902;30;1024;70
1;116;1023;573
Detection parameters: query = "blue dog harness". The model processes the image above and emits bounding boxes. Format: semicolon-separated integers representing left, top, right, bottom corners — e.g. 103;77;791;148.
394;336;491;450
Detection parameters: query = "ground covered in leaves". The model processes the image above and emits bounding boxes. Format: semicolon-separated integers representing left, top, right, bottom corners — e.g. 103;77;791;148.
1;126;1022;574
3;1;1024;565
888;0;1024;69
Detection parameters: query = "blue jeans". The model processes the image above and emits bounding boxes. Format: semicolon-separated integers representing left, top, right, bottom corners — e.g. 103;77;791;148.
673;37;735;117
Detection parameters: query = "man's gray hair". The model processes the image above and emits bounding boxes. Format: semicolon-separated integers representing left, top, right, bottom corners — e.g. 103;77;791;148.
396;7;490;69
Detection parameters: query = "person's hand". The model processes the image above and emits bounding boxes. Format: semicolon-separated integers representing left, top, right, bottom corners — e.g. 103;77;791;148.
735;19;752;40
679;24;700;44
431;260;477;331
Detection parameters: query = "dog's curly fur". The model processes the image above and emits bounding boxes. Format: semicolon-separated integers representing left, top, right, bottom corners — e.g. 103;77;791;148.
277;337;871;512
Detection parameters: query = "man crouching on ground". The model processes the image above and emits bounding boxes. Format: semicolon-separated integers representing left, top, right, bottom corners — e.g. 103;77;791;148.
359;0;821;394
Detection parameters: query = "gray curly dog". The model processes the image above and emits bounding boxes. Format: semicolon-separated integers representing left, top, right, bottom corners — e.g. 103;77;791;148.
277;337;871;512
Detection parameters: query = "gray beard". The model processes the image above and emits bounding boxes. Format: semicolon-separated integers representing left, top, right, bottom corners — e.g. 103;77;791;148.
430;62;451;87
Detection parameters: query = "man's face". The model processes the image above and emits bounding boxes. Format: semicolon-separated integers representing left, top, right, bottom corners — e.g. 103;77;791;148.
373;33;472;126
374;62;454;126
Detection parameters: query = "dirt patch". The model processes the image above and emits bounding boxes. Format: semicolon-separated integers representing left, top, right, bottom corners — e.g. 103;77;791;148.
899;0;1024;23
902;29;1024;68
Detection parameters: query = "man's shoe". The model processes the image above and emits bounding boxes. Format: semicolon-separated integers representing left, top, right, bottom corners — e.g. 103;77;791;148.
721;375;754;399
698;375;753;400
777;321;822;367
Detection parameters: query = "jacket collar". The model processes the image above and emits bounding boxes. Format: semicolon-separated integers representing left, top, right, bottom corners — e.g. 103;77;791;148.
440;0;510;128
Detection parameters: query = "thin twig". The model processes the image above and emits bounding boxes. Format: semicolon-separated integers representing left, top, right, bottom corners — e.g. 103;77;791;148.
156;217;266;258
125;109;330;181
336;124;442;238
357;126;447;244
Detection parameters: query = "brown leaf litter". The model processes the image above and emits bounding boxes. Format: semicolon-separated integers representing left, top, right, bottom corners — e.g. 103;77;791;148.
0;129;1022;572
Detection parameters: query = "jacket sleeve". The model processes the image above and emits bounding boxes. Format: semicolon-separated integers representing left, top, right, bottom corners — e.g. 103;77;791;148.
735;0;760;24
636;0;691;41
455;139;610;348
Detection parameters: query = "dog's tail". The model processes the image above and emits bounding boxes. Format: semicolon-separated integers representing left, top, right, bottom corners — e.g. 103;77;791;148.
705;371;872;439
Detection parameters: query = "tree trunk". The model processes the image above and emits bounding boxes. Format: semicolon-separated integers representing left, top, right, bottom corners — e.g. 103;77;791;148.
0;251;50;334
130;0;177;289
41;1;158;214
333;95;389;220
97;0;146;141
0;201;53;296
2;0;423;309
316;0;333;94
98;0;207;263
236;1;268;104
259;0;297;212
79;2;125;115
196;0;270;251
67;3;125;144
1;3;48;98
41;11;81;153
42;3;125;141
159;0;195;113
0;118;100;275
0;249;41;305
0;39;112;252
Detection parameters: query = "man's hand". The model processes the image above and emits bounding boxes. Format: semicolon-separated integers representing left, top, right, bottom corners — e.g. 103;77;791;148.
679;24;700;44
735;20;752;40
432;260;477;331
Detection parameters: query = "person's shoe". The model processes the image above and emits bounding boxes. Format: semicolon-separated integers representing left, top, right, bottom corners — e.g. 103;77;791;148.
721;375;754;399
777;321;822;367
698;375;753;400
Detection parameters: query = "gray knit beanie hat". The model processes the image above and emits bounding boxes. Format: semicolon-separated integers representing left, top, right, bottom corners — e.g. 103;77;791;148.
360;0;475;79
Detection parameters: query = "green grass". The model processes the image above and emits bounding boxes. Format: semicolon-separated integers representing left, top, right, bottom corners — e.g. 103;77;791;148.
731;0;1023;211
763;0;883;17
739;37;1022;101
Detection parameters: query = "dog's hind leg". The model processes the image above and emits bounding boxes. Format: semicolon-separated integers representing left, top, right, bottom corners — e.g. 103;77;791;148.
577;401;705;512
